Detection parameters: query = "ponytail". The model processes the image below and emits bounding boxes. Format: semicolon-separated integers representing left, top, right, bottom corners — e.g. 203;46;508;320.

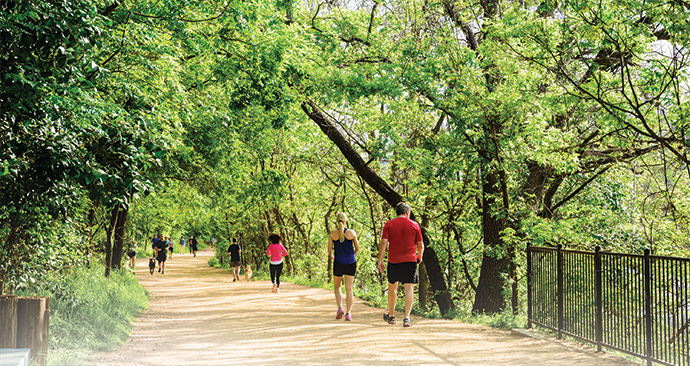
338;220;345;243
335;212;348;243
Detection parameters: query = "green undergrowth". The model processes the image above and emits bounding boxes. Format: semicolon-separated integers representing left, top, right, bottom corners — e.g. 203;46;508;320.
208;258;527;330
18;264;149;366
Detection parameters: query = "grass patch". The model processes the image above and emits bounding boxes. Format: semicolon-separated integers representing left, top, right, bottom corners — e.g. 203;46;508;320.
18;265;149;365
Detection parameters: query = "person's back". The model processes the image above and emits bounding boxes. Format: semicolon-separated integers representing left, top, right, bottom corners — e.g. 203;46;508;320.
228;243;241;262
331;229;356;265
382;217;422;264
267;242;287;262
377;203;424;327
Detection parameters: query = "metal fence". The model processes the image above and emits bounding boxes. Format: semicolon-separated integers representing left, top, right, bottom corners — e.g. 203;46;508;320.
527;245;690;366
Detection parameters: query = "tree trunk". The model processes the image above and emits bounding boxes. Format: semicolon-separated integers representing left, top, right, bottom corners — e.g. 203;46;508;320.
418;262;429;310
111;204;128;270
104;204;119;277
302;100;454;315
472;169;511;314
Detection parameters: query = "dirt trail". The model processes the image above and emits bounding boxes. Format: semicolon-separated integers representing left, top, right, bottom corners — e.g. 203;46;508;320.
91;249;638;366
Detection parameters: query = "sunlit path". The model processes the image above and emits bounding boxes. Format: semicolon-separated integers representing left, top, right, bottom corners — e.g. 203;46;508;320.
91;249;637;366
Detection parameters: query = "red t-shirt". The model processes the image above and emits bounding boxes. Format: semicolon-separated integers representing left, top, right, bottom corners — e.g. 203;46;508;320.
381;217;423;264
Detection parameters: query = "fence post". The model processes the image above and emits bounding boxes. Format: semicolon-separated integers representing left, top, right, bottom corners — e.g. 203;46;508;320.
16;296;50;366
557;244;563;340
594;246;602;352
643;249;653;366
0;295;18;348
526;243;532;329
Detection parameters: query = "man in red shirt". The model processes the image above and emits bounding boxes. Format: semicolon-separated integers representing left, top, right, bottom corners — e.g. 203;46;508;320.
377;202;424;327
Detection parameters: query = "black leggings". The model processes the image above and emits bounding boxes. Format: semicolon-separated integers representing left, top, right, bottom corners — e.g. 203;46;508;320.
270;262;284;287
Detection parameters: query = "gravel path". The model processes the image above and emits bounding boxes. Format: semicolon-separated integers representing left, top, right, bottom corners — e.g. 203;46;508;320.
91;249;639;366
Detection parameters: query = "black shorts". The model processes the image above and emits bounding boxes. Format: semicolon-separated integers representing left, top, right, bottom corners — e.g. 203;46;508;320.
333;261;357;277
387;262;418;284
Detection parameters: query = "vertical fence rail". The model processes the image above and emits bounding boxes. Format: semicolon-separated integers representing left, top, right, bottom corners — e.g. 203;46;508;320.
645;249;653;366
528;246;690;366
595;246;603;352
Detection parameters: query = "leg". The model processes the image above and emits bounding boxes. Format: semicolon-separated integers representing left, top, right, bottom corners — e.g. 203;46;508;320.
387;282;398;317
333;276;343;308
404;283;415;319
276;262;283;287
270;264;278;292
344;275;355;315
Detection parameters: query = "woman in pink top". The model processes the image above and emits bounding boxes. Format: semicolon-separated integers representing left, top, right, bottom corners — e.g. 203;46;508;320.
266;233;288;293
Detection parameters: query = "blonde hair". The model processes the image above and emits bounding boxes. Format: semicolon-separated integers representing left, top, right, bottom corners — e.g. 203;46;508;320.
336;212;347;242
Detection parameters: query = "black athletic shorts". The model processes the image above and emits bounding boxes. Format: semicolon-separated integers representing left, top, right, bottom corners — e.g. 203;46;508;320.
333;261;357;277
387;262;418;284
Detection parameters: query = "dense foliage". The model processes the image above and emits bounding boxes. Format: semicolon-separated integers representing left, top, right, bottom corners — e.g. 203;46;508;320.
2;0;689;318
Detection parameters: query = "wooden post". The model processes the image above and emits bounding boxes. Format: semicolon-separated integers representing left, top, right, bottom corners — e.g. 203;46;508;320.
0;295;18;348
16;296;50;366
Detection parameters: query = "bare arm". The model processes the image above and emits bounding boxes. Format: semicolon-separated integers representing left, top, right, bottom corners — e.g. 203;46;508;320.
377;238;388;271
416;240;424;263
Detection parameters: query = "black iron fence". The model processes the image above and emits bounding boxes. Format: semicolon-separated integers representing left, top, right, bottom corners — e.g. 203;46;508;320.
527;245;690;366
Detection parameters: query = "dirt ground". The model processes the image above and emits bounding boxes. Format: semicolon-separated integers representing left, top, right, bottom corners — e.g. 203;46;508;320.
91;249;640;366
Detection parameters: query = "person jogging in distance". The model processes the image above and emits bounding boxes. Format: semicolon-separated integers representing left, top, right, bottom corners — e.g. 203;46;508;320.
190;235;199;257
227;237;242;282
266;233;288;294
377;202;424;327
155;235;168;274
328;212;360;321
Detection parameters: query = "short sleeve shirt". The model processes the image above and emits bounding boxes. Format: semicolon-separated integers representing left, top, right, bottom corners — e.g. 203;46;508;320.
155;240;167;258
381;217;423;264
228;244;241;262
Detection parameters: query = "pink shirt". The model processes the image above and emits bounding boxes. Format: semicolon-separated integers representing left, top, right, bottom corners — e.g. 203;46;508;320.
267;243;288;263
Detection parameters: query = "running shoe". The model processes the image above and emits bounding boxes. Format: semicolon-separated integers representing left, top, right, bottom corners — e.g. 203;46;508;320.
383;313;396;325
162;271;165;275
272;284;277;293
158;268;161;273
336;307;344;320
276;287;280;294
403;318;411;327
345;313;352;321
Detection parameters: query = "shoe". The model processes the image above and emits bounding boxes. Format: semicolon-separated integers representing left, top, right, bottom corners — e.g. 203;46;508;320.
158;268;161;273
383;313;396;325
233;278;236;282
336;307;344;319
276;287;280;294
345;314;352;321
162;271;165;275
272;284;277;293
403;318;411;327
